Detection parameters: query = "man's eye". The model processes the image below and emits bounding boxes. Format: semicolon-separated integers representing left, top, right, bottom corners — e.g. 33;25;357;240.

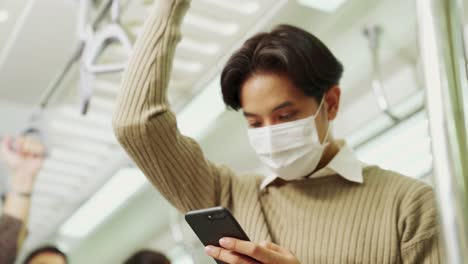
279;112;296;120
249;121;262;128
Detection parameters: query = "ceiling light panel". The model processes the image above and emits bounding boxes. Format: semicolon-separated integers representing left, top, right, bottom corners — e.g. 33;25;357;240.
178;37;220;55
41;159;93;178
199;0;260;15
37;174;85;189
297;0;348;12
184;13;239;36
48;148;101;167
59;168;148;238
58;105;112;130
0;10;8;23
173;58;202;73
51;119;116;143
93;79;119;96
87;96;115;113
53;139;113;156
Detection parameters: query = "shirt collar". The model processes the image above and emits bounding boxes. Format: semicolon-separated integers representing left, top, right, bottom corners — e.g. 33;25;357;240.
260;140;364;190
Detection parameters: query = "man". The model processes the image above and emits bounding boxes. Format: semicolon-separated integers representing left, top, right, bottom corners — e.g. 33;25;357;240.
113;0;442;263
0;136;45;264
23;246;68;264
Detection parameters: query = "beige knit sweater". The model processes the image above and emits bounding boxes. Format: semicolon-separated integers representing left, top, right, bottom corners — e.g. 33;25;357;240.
112;0;442;263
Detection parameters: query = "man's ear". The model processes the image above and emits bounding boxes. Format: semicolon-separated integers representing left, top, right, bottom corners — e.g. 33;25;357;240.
324;86;341;121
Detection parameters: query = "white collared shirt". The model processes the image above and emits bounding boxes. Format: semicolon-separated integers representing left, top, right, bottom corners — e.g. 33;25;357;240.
260;140;365;189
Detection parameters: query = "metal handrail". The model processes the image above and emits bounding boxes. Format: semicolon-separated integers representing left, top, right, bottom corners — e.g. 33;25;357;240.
38;0;114;110
80;0;132;114
364;25;401;122
82;0;132;75
416;0;468;263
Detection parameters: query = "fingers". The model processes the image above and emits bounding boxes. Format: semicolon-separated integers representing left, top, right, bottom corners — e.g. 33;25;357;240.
205;246;259;264
259;241;298;264
207;239;298;264
15;137;25;154
16;136;46;157
259;241;290;254
1;135;45;157
219;238;283;263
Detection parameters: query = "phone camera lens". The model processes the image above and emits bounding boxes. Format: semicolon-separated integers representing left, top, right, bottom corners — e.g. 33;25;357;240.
208;211;226;220
215;212;225;219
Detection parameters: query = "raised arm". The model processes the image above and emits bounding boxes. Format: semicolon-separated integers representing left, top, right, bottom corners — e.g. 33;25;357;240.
113;0;232;212
0;136;45;263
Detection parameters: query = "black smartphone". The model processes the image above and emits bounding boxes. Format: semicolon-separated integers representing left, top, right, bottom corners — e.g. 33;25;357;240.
185;207;250;264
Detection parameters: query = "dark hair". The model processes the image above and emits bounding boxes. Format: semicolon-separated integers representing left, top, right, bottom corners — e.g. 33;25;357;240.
124;250;170;264
221;24;344;110
24;246;68;264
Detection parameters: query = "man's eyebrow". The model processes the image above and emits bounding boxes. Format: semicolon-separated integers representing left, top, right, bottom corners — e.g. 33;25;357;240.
271;101;294;112
242;101;294;117
243;111;257;117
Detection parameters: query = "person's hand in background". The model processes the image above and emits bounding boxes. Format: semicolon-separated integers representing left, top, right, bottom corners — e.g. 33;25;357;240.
205;238;301;264
1;135;45;222
1;135;45;195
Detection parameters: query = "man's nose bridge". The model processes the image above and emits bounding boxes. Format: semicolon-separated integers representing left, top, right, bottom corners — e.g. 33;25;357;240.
263;117;274;127
265;117;282;127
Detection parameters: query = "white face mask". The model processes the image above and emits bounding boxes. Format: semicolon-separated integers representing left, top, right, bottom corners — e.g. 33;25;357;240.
247;98;329;181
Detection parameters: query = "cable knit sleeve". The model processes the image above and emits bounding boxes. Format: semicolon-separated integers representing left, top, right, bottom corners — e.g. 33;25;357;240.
112;0;234;213
399;183;443;263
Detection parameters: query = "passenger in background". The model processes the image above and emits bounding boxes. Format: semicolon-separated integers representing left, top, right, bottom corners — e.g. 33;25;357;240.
124;249;171;264
0;136;45;264
23;246;68;264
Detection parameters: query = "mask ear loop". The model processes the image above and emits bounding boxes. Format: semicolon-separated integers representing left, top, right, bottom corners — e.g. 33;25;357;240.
314;96;331;145
313;96;326;119
322;121;332;145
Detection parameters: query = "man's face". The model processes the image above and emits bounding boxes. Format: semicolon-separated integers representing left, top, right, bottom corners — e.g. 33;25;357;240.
240;72;340;142
28;252;66;264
